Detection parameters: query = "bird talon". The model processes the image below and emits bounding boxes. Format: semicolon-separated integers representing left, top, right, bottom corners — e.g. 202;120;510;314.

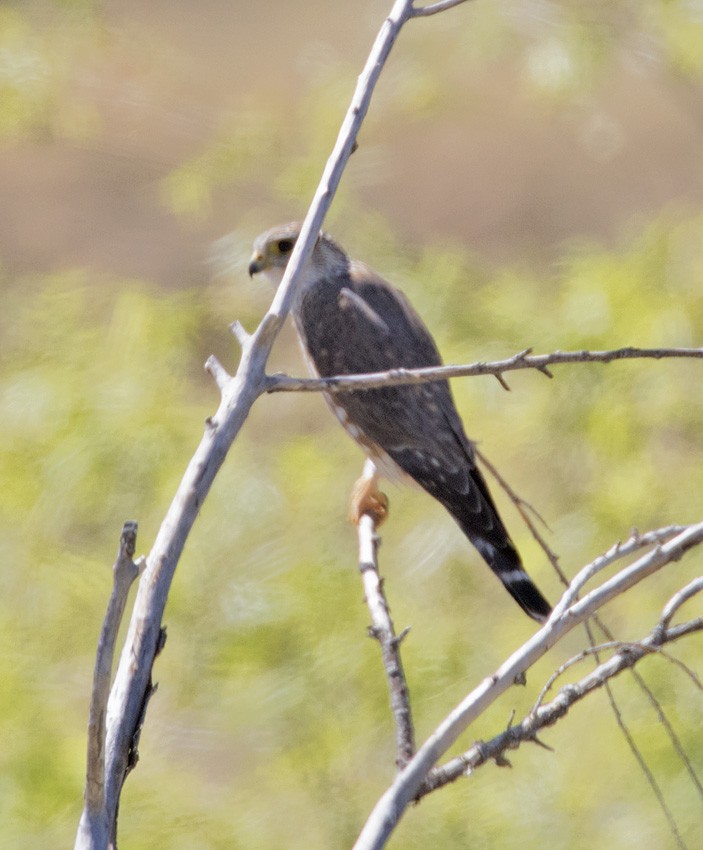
349;475;389;526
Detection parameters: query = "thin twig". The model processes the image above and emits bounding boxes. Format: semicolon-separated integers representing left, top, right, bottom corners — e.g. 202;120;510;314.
357;492;415;768
552;527;688;618
585;610;703;844
603;676;689;850
265;347;703;394
658;576;703;633
531;640;640;713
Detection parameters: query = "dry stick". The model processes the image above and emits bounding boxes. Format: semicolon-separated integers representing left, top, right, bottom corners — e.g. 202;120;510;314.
659;576;703;632
478;442;698;826
77;3;444;846
357;503;415;769
76;523;141;850
350;521;703;850
420;611;703;795
479;442;698;841
266;346;703;394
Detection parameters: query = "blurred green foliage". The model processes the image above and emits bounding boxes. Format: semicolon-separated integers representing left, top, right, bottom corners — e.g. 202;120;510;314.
2;2;703;849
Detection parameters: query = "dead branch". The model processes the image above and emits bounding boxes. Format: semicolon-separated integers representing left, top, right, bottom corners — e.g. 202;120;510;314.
351;521;703;850
357;460;415;768
75;2;463;846
420;606;703;795
75;523;141;850
265;347;703;395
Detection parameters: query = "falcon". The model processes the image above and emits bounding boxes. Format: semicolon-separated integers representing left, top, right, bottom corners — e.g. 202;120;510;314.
248;222;551;622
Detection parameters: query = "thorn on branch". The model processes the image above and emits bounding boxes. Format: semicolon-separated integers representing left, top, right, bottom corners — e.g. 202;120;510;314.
530;734;554;752
494;372;511;391
393;626;411;646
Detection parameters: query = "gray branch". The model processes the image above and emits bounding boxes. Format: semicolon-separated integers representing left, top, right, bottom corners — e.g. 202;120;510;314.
357;475;415;768
421;607;703;795
74;2;445;846
75;523;141;850
351;521;703;850
266;347;703;394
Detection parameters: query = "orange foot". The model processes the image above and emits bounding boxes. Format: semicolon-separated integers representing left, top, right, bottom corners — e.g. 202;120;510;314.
349;471;389;526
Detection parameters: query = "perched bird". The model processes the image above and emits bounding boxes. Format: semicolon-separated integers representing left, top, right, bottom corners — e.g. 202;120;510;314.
249;222;551;622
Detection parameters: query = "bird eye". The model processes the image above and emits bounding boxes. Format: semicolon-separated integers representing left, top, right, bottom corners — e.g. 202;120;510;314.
277;239;294;253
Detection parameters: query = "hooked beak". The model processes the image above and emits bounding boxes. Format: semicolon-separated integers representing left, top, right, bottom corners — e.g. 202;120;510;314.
248;254;265;278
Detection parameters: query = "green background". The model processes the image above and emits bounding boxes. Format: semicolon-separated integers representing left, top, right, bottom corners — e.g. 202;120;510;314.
1;2;702;847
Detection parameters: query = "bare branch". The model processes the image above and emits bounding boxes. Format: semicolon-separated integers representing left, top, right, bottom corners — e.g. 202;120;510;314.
76;523;141;850
351;521;703;850
658;576;703;633
265;347;703;394
480;441;699;829
411;0;472;16
357;465;415;768
420;611;703;797
553;526;688;616
88;2;431;843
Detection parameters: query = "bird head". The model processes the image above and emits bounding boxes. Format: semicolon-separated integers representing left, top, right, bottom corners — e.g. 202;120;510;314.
248;222;302;287
248;222;349;291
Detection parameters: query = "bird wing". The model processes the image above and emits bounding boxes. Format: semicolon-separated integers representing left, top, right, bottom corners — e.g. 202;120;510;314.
298;260;475;492
296;258;551;622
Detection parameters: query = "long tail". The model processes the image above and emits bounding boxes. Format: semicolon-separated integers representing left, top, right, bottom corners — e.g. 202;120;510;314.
443;466;552;623
468;531;551;622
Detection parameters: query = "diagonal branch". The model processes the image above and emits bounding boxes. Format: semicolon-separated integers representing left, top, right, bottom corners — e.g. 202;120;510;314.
478;441;699;831
351;521;703;850
420;609;703;796
81;2;433;846
266;347;703;394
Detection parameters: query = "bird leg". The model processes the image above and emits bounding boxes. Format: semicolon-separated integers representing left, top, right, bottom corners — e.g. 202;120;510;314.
349;460;389;526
